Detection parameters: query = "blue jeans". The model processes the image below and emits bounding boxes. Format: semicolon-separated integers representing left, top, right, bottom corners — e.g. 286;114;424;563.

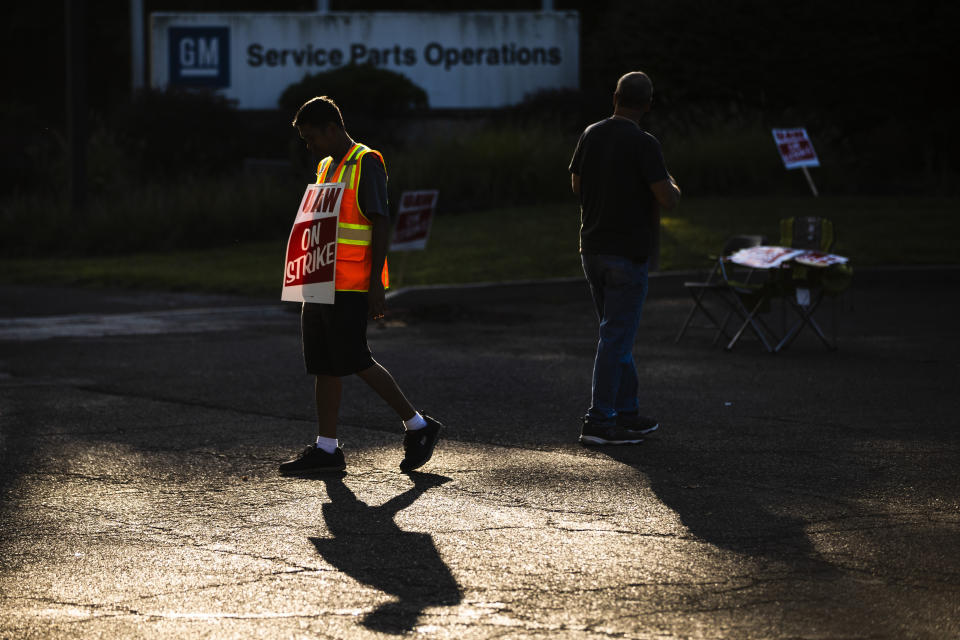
581;253;649;426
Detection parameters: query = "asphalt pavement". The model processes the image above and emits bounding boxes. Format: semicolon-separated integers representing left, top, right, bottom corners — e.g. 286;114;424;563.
1;267;958;639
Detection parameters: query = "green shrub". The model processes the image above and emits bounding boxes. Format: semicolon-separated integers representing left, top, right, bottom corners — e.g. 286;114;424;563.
2;103;870;261
0;102;64;197
667;123;794;195
279;64;428;147
279;64;428;116
384;124;576;213
112;88;244;179
502;88;609;133
0;174;300;258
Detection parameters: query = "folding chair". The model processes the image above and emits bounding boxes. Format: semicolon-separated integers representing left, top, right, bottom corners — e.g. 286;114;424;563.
781;215;834;252
717;253;784;352
675;234;766;345
774;216;850;352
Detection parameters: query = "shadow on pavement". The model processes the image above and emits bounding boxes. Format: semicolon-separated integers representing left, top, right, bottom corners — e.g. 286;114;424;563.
309;472;462;634
593;442;827;562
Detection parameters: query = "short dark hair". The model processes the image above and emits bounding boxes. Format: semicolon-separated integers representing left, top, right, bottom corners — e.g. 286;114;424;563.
614;72;653;109
292;96;344;129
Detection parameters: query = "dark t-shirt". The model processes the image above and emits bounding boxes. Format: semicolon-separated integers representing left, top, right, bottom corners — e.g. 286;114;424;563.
323;149;389;219
357;152;389;220
568;118;669;259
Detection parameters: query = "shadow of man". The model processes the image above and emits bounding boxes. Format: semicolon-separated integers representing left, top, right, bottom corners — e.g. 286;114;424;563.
594;443;828;564
309;472;462;634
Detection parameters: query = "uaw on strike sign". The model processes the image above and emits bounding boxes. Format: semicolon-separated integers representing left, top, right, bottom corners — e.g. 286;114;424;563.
391;190;438;252
281;183;343;304
772;128;820;169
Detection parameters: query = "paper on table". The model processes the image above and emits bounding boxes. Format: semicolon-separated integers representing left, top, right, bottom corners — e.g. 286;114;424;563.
792;251;849;267
728;246;804;269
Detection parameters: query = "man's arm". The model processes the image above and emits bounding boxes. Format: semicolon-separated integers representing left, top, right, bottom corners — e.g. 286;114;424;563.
367;217;389;319
359;153;390;319
568;130;584;196
650;174;681;210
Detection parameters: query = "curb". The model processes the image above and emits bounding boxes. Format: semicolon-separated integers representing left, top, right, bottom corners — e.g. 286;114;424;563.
386;264;960;305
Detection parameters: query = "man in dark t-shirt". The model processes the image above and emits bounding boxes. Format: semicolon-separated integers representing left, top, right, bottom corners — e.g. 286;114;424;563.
568;71;681;445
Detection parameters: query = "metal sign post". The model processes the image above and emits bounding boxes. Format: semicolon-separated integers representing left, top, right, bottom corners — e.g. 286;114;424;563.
800;166;819;197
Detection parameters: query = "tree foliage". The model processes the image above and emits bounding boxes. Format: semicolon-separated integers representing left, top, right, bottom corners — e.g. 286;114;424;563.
279;64;429;119
112;88;243;178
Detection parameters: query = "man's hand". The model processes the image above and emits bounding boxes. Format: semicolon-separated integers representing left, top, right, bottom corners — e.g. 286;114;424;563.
368;281;386;320
650;174;681;210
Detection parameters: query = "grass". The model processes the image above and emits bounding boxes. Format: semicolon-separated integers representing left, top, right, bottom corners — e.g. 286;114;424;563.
0;241;287;297
659;196;960;269
1;196;957;298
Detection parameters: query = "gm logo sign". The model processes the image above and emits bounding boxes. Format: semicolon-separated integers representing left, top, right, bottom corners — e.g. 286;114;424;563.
169;27;230;87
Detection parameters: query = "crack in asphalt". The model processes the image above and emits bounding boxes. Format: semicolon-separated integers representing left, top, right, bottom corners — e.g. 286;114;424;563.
67;383;311;425
819;560;960;591
3;593;373;630
7;500;324;575
112;567;330;607
2;374;312;427
19;470;137;485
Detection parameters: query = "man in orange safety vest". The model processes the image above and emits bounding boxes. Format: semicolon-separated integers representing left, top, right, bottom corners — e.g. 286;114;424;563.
279;96;443;474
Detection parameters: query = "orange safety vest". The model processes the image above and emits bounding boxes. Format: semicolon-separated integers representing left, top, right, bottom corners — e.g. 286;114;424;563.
316;142;389;292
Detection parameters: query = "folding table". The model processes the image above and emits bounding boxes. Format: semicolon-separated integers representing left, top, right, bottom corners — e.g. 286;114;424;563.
719;246;802;352
674;235;766;345
723;246;850;353
773;251;851;352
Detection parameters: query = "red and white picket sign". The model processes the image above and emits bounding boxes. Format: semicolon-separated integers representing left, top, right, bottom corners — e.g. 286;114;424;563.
728;246;804;269
391;190;438;252
772;128;820;170
281;182;344;304
772;127;821;196
728;245;848;269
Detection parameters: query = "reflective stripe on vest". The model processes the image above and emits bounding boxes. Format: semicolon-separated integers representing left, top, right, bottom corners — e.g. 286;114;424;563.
315;142;389;292
337;222;372;245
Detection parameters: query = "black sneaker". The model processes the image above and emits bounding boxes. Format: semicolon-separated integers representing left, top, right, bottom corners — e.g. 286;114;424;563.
278;445;346;474
580;420;644;445
616;413;660;435
399;415;443;472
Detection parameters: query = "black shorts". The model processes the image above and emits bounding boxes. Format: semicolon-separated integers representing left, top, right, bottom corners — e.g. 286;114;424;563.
301;293;374;376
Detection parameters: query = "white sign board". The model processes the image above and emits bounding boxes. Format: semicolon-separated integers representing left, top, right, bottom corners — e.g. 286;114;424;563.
792;251;848;267
391;190;438;252
772;128;820;169
281;183;343;304
151;12;580;109
728;246;848;270
728;246;804;269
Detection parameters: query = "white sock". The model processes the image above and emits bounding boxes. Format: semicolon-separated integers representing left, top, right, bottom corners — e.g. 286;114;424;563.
315;436;339;453
403;412;427;431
